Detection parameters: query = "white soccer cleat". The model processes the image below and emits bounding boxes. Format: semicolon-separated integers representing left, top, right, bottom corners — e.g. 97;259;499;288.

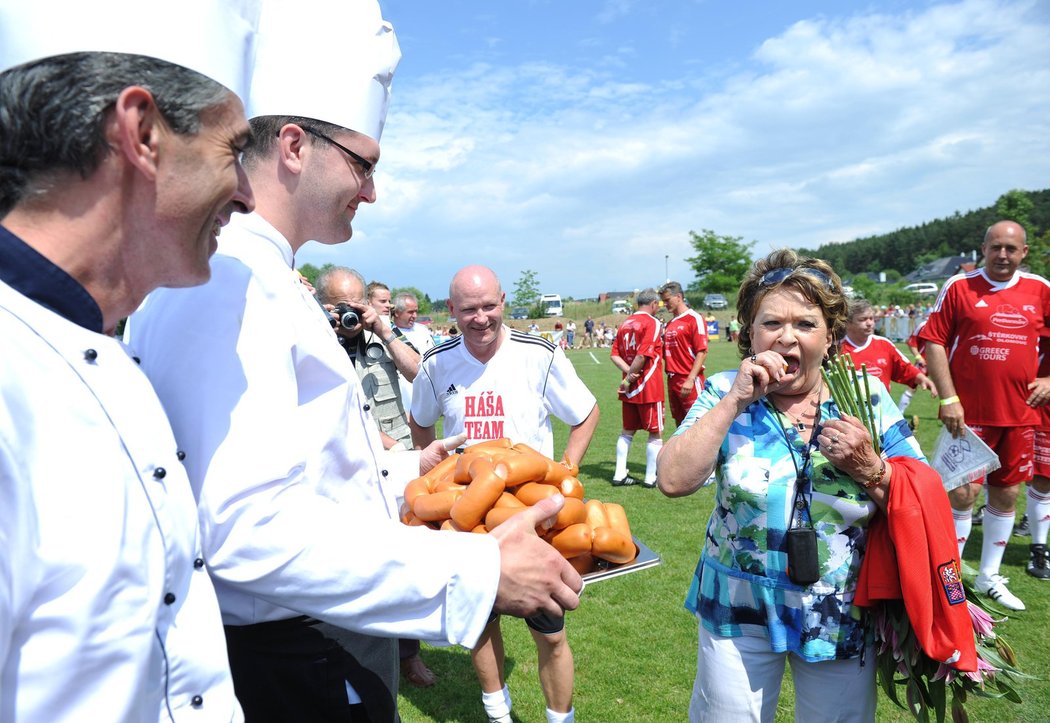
975;573;1026;611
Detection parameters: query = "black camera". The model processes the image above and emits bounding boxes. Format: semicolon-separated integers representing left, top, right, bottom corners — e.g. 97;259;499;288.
331;303;361;329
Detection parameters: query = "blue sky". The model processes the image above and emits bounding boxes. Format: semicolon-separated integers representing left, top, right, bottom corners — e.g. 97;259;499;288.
294;0;1050;302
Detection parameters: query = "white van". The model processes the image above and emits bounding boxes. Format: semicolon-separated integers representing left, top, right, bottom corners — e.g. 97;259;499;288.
904;282;939;297
611;299;631;314
540;294;564;317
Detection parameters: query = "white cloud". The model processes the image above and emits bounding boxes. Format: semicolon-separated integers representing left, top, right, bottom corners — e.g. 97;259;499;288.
304;0;1050;300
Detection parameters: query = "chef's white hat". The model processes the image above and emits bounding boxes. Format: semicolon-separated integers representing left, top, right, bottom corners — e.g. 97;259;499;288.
0;0;261;99
247;0;401;142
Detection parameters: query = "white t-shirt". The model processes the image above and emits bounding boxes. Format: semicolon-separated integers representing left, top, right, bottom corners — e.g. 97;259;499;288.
396;322;436;409
412;327;596;457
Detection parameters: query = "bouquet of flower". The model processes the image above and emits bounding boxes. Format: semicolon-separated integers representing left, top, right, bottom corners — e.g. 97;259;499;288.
869;570;1028;722
824;356;1029;721
823;354;881;454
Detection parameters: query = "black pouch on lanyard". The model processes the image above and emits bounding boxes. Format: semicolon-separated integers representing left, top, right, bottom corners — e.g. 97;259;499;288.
786;526;820;585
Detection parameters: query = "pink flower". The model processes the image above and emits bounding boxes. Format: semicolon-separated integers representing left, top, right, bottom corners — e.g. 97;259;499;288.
964;655;999;685
967;601;996;639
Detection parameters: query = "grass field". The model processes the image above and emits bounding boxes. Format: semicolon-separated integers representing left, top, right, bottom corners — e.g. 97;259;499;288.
396;334;1049;722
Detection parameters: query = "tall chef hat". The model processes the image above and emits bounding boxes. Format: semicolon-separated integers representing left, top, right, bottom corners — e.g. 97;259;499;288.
247;0;401;142
0;0;261;99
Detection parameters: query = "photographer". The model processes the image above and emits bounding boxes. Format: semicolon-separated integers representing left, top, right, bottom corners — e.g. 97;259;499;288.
316;267;420;448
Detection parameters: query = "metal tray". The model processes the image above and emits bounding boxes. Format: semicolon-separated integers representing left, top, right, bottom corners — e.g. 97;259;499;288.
581;537;660;585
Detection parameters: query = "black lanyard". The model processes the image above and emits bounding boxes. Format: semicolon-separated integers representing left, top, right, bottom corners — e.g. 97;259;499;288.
767;391;823;529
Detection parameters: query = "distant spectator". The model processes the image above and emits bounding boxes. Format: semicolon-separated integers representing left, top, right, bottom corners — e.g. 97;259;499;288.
583;316;595;347
566;319;577;348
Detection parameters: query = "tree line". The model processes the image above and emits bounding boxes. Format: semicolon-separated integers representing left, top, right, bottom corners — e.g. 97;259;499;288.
687;188;1050;294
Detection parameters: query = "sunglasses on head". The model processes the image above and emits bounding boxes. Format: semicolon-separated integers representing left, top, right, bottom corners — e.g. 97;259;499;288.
758;266;834;290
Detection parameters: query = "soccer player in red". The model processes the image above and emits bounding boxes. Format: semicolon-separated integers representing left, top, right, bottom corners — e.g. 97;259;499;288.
610;288;664;487
659;282;708;427
1026;338;1050;579
921;221;1050;609
840;299;937;401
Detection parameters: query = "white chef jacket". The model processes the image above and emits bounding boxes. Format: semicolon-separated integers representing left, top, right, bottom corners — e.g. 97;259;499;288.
0;279;238;721
125;212;499;646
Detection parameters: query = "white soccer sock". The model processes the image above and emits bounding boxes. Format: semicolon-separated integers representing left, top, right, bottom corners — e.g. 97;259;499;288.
614;433;632;480
898;388;914;412
978;505;1014;579
547;707;575;723
645;436;663;484
481;686;511;723
953;508;972;558
1027;486;1050;546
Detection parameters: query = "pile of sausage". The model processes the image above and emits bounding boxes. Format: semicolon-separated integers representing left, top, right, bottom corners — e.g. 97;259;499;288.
401;438;638;574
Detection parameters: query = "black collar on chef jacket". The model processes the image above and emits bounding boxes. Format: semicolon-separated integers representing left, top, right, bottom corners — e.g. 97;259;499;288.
0;224;103;333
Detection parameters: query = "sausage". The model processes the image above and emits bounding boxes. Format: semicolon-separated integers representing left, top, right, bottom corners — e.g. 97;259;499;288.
471;524;488;534
493;492;526;509
412;489;464;522
543;460;576;485
567;552;597;575
450;467;506;530
558;476;585;500
403;477;432;508
453;453;475;484
584;499;609;531
469;437;513;451
514;481;560;506
552;496;587;529
484;506;523;530
422;454;458;486
496;450;549;485
432;478;467;493
549;523;593;558
591;527;637;564
604;502;632;540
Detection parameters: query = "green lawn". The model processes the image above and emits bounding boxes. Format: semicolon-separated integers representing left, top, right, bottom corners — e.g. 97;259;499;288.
397;336;1049;722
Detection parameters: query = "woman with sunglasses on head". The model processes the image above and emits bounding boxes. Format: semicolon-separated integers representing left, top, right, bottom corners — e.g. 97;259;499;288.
658;249;928;722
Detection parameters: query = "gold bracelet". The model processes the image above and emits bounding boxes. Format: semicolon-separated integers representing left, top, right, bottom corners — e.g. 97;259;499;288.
862;460;886;489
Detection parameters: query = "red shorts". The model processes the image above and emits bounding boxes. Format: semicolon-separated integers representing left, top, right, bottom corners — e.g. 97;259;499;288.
667;374;702;426
970;425;1034;487
1034;427;1050;478
622;401;664;435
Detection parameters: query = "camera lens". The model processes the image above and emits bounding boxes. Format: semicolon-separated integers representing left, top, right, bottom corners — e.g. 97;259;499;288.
339;309;360;329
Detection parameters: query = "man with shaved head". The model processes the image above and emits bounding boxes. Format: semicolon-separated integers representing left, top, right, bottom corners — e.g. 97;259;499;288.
921;220;1050;611
410;264;599;723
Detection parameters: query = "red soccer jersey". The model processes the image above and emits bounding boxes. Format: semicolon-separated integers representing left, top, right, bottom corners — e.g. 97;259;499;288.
841;334;921;392
919;269;1050;426
612;311;664;404
663;309;708;377
906;319;928;360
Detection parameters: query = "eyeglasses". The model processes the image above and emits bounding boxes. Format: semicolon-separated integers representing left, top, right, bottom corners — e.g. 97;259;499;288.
298;127;375;178
759;266;834;289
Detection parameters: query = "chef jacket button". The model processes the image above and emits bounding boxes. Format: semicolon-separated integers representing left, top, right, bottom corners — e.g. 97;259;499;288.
363;403;371;411
153;467;167;479
191;695;203;707
381;469;389;477
194;557;205;569
132;356;141;364
164;592;176;605
176;450;186;461
83;348;98;362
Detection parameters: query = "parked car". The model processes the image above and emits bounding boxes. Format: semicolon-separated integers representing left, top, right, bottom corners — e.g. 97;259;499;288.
903;282;939;297
510;307;529;320
611;299;631;314
703;293;728;310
